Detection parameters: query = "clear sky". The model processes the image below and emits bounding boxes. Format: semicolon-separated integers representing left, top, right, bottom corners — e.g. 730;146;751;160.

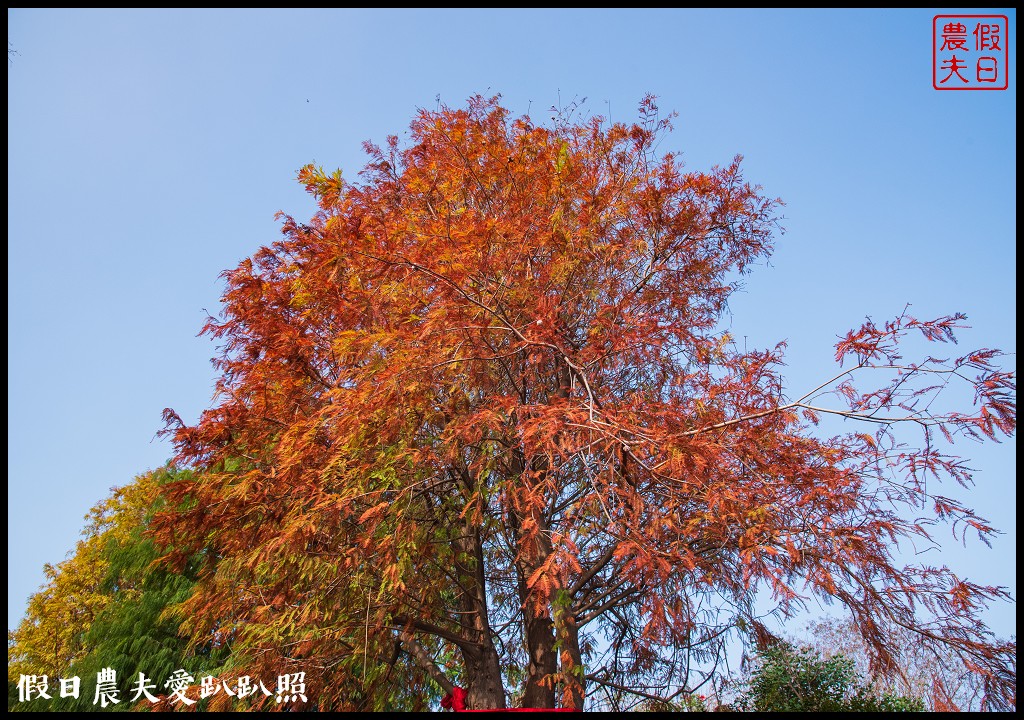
8;9;1016;639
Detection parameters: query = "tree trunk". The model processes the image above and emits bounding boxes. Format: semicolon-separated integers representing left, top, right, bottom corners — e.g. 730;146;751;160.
555;608;585;710
521;600;557;708
513;497;557;708
453;477;506;709
461;645;506;709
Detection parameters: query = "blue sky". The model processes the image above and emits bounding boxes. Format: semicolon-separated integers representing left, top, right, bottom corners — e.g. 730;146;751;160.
8;9;1015;639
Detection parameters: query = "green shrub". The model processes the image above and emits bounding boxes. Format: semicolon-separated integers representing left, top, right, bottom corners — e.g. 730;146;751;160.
737;644;924;712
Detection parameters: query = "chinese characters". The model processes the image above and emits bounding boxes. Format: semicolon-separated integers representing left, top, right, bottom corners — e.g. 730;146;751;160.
934;15;1009;90
16;670;308;708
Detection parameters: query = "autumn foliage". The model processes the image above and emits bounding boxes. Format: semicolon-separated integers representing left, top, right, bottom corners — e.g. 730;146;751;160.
155;95;1015;710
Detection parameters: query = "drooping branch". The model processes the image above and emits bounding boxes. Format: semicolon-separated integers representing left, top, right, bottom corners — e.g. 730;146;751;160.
398;631;455;696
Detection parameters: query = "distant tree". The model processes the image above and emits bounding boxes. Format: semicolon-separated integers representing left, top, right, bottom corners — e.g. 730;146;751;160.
8;467;227;712
8;476;140;706
8;540;109;709
156;94;1015;710
798;615;1014;712
737;643;925;712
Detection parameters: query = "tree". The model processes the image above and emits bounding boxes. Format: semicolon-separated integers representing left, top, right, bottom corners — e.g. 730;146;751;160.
7;472;161;704
8;467;227;712
795;615;1014;712
157;94;1016;710
8;527;110;706
736;643;924;712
